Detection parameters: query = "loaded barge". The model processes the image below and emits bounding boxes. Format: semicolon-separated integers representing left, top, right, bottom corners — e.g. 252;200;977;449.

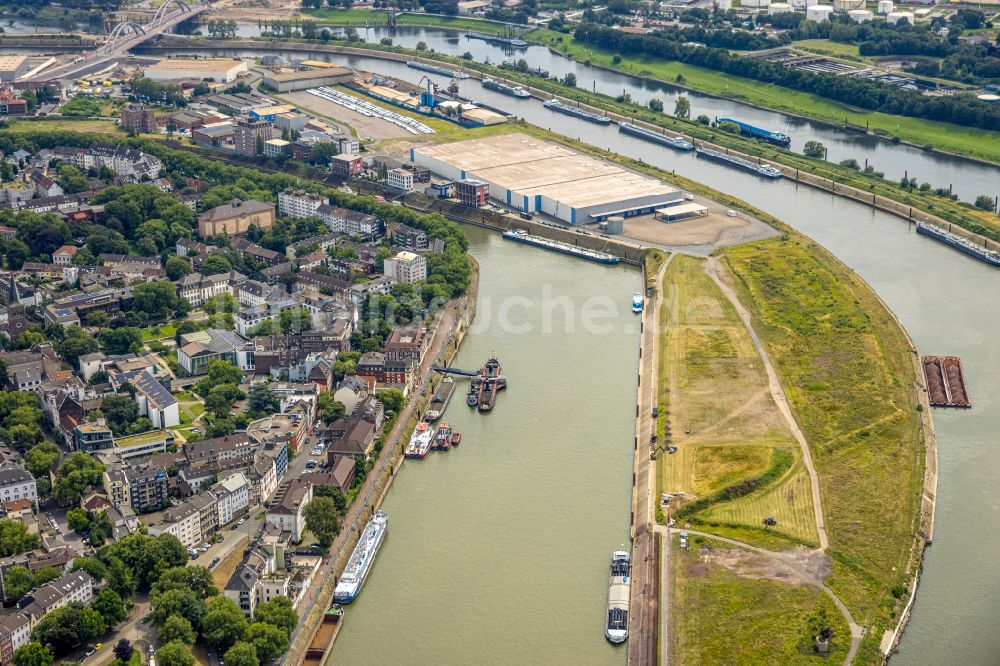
482;77;531;98
695;147;783;179
543;98;611;125
915;222;1000;267
425;376;455;422
605;550;631;645
618;122;693;151
502;229;621;264
716;116;791;147
922;355;971;408
465;31;527;48
406;60;469;79
333;511;388;604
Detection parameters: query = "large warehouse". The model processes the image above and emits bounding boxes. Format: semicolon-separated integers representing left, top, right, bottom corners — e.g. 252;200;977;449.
144;58;248;83
411;134;682;224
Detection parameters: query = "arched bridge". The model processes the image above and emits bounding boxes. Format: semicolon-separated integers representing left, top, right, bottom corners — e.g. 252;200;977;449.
100;21;146;54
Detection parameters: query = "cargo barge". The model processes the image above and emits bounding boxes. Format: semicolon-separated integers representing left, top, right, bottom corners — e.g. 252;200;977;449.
502;229;621;264
425;376;455;422
716;116;791;147
333;511;388;604
501;60;549;77
465;31;527;48
695;147;783;179
605;550;631;644
482;77;531;98
406;60;469;79
543;98;611;125
915;222;1000;267
922;355;971;408
618;122;693;151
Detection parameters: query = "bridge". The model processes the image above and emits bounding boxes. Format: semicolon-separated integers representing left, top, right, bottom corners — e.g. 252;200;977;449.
29;0;209;82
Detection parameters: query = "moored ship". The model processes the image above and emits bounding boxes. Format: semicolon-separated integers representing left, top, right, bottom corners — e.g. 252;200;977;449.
695;147;783;179
543;98;611;124
632;292;644;313
406;60;469;79
435;424;453;451
404;422;435;459
915;222;1000;267
465;31;527;48
716;116;791;147
618;121;693;151
425;376;455;422
333;511;388;604
606;550;631;644
502;229;621;264
482;77;531;98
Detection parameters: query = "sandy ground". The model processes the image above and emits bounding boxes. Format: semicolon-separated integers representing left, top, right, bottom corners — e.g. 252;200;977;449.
700;546;832;585
283;90;412;141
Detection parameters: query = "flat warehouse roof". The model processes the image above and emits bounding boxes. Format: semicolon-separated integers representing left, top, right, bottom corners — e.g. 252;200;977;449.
659;202;708;217
415;133;575;172
523;172;677;209
476;155;622;192
148;59;242;71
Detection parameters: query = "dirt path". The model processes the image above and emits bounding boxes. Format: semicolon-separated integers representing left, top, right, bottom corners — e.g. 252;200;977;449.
704;257;829;551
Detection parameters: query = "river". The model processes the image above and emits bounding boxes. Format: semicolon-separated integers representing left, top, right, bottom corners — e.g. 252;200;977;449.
159;44;1000;664
329;226;639;664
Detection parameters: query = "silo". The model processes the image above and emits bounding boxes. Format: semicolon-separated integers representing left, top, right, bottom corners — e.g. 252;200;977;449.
848;8;873;21
714;0;733;10
605;216;625;235
741;0;770;7
806;4;833;20
886;10;913;24
833;0;863;11
769;3;792;14
877;0;893;13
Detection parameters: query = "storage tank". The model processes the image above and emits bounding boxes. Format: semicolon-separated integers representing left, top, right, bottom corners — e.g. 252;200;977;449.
886;10;913;24
714;0;733;9
806;4;833;20
833;0;863;11
877;0;893;14
741;0;770;7
976;93;1000;104
848;8;873;21
605;216;624;235
769;3;792;13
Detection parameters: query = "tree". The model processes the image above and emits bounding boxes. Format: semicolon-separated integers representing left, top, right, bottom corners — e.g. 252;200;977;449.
58;325;99;369
13;643;52;666
3;565;35;601
158;616;197;645
31;605;106;652
151;589;207;630
564;73;577;87
71;556;106;582
252;598;297;637
165;255;192;281
673;95;691;119
202;596;248;652
66;508;91;533
312;486;347;515
648;98;663;112
245;623;287;664
98;327;142;355
223;642;258;666
0;519;40;556
92;588;127;627
303;497;341;547
975;195;996;212
152;566;218;600
202;254;233;276
196;361;244;397
803;140;826;159
23;442;59;480
106;558;136;599
315;393;345;425
52;452;104;506
132;281;181;318
379;389;405;414
157;641;195;666
248;383;279;414
113;639;133;663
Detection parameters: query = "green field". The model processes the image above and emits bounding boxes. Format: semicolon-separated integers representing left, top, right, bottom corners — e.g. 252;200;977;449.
141;323;177;342
670;536;850;665
793;39;863;59
302;7;510;33
723;236;924;661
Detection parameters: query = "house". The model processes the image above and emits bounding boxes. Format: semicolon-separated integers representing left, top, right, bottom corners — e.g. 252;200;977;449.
383;251;427;284
356;351;412;388
184;434;255;466
265;478;312;542
145;500;202;549
231;238;283;266
110;368;180;429
0;465;36;510
387;222;429;250
198;199;276;238
0;613;31;665
18;571;93;622
175;270;247;306
300;457;356;494
383;327;427;365
323;417;376;462
177;329;248;375
212;472;250;526
51;245;78;265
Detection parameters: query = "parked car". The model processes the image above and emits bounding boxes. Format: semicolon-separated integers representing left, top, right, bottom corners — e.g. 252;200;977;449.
85;648;95;657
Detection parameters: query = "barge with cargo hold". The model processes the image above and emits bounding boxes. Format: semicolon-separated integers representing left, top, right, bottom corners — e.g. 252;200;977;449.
695;147;783;179
465;31;527;48
915;222;1000;267
333;511;388;604
425;376;455;422
502;229;621;264
716;116;791;147
605;550;631;644
482;77;531;98
406;60;469;79
618;122;693;151
543;98;611;125
922;355;971;408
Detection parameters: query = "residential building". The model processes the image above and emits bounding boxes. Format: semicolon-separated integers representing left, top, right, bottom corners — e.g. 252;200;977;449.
286;233;343;260
102;466;130;510
123;462;170;513
262;139;291;159
337;136;360;155
198;199;276;238
231;238;283;266
146;501;202;549
110;368;179;429
356;352;412;388
121;104;157;134
383;251;427;284
175;270;247;306
330;154;363;178
247;455;277;507
265;478;312;542
184;434;255;467
233;117;273;156
18;571;93;622
323;417;376;462
51;245;78;265
278;189;325;219
317;205;383;237
383;328;427;365
190;492;220;538
212;472;250;526
73;420;114;453
387;222;429;250
387;168;414;192
0;465;36;509
113;430;174;461
0;613;31;665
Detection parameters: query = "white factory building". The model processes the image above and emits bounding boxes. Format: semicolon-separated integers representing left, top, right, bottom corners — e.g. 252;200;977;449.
411;134;682;225
144;58;249;83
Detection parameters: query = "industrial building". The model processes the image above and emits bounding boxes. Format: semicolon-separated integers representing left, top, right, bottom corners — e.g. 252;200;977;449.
261;68;354;93
144;58;248;83
0;55;29;82
411;134;682;224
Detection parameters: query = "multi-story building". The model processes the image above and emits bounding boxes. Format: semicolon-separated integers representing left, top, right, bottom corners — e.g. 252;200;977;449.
212;472;250;526
102;466;130;510
247;455;277;507
262;139;291;159
123;462;169;513
387;222;429;250
278;189;325;219
356;352;412;388
110;369;179;430
383;327;427;365
330;154;363;178
0;465;36;509
174;271;247;307
383;251;427;284
0;613;31;666
73;420;114;453
323;417;376;462
456;179;489;207
190;492;220;538
51;245;77;265
146;501;202;549
233;117;273;156
176;328;248;375
18;571;93;622
121;104;157;134
265;478;312;542
113;430;175;461
387;168;414;192
184;434;255;467
317;205;383;237
198;199;276;238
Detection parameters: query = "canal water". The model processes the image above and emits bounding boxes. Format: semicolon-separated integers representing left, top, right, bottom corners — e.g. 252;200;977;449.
329;227;639;665
167;45;1000;664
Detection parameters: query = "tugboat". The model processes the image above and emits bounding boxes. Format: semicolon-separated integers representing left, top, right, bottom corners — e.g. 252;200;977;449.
451;431;462;446
435;424;452;451
466;382;480;407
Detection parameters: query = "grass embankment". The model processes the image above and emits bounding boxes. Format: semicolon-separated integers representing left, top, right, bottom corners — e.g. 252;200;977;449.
302;7;514;33
670;536;851;665
526;28;1000;166
722;236;924;662
7;118;118;134
792;39;864;59
658;255;818;546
